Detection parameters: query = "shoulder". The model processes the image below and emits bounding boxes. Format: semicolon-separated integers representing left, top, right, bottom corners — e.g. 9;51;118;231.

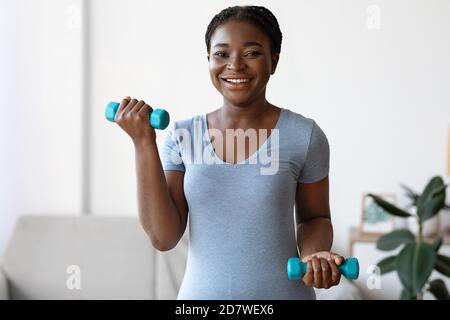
166;113;204;136
281;109;329;157
281;108;323;136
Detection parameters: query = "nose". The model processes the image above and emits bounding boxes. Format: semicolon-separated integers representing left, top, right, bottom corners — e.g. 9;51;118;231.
227;54;245;71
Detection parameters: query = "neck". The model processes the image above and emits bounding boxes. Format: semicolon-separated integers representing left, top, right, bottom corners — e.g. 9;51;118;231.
220;95;271;128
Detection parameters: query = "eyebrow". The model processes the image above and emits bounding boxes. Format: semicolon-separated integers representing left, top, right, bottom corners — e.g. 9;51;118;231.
213;41;263;48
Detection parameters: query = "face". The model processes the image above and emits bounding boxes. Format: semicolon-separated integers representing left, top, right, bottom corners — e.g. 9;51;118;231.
208;20;279;107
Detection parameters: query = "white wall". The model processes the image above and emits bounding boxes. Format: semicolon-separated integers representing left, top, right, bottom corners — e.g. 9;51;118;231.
0;0;84;254
1;0;450;298
90;0;450;254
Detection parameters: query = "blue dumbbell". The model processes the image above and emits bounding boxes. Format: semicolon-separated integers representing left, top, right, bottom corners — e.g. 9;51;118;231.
105;101;170;130
287;257;359;280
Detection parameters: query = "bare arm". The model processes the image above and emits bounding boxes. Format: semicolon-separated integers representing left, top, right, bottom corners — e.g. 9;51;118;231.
134;141;188;251
295;176;333;257
295;176;344;289
114;97;188;251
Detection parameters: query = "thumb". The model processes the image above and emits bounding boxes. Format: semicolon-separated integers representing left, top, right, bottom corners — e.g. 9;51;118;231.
332;255;344;265
300;255;312;263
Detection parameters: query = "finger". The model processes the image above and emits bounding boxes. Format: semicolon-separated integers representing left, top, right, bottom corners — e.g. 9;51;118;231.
116;97;131;120
123;98;138;115
138;103;153;115
320;258;331;289
301;255;312;263
333;255;344;266
328;259;341;285
302;260;314;287
306;251;330;260
312;257;322;288
315;252;331;260
131;100;146;115
118;96;131;109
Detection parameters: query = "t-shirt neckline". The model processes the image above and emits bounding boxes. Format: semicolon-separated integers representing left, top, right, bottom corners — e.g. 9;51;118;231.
203;108;285;165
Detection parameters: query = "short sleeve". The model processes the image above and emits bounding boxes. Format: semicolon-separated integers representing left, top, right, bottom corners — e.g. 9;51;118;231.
297;121;330;183
160;126;186;172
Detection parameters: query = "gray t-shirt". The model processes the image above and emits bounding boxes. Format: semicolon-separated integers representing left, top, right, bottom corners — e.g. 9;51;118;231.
161;108;330;300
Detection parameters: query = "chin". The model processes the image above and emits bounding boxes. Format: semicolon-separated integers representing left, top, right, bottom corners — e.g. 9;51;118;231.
222;92;254;105
224;97;253;107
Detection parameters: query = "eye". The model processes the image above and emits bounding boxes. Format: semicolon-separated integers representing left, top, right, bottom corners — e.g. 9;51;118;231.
214;51;228;58
244;51;261;57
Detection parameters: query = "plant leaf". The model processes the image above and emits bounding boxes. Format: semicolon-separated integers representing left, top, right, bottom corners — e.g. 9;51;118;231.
417;176;443;208
431;184;448;197
396;242;436;296
423;184;448;221
400;289;416;300
435;254;450;277
368;194;412;218
428;279;450;300
417;176;446;222
400;184;420;206
432;236;443;252
376;229;415;251
377;255;397;274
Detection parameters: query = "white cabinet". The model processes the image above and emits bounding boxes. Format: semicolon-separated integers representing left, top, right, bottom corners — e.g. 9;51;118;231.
349;227;450;300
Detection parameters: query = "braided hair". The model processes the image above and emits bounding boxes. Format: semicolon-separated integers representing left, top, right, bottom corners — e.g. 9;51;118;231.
205;6;283;55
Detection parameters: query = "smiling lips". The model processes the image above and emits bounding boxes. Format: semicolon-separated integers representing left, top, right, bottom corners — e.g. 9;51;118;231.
220;77;253;88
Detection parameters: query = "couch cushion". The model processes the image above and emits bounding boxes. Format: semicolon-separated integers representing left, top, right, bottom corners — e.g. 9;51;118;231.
0;266;8;299
2;215;156;299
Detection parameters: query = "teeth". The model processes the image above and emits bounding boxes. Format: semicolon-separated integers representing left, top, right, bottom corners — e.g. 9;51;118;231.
224;78;250;83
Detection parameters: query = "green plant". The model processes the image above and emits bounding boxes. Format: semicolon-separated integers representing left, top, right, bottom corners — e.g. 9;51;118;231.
368;176;450;300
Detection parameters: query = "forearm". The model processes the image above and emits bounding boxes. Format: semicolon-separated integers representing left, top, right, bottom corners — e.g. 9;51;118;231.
134;141;183;250
297;217;333;257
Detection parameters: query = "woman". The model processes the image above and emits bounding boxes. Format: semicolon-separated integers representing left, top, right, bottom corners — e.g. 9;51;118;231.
115;5;343;300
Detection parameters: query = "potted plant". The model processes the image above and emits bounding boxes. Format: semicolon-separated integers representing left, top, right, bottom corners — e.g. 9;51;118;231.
368;175;450;300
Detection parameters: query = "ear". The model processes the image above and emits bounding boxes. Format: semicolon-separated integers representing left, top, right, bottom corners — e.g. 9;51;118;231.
271;53;280;74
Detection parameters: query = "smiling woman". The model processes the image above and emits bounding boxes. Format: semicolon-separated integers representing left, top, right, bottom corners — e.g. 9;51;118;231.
205;7;281;109
155;5;341;300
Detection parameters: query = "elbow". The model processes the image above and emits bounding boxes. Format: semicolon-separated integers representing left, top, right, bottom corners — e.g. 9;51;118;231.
139;222;177;251
152;241;175;252
140;220;183;252
148;235;178;252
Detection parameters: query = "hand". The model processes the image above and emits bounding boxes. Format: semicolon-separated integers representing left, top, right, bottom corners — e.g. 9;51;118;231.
300;251;343;289
115;96;156;145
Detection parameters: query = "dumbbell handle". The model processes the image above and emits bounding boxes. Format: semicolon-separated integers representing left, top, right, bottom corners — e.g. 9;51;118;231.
287;257;359;280
105;101;170;130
